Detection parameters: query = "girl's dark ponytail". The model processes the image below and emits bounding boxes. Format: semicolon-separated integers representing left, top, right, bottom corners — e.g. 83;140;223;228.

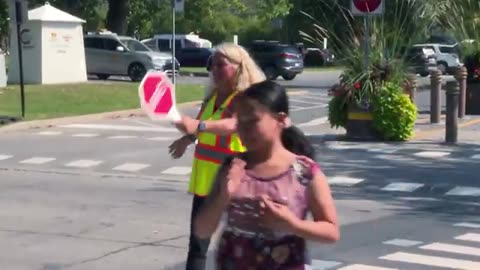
281;125;315;160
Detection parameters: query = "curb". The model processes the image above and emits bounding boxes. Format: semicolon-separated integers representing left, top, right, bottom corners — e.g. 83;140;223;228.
0;90;308;133
0;100;202;134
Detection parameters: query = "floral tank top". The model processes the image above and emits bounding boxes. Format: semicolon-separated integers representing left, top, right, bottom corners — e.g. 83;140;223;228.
216;155;320;270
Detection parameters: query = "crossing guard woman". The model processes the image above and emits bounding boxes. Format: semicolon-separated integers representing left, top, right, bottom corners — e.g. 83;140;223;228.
169;42;266;270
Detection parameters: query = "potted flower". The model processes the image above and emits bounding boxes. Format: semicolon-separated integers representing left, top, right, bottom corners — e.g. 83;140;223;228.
300;0;423;141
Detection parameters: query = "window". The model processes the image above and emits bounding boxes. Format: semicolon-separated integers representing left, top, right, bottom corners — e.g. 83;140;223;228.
158;39;170;51
439;46;455;54
84;38;103;49
103;38;121;51
143;39;157;50
175;40;182;49
120;39;150;52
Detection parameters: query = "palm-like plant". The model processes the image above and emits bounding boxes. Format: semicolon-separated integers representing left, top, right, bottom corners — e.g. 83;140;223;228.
299;0;437;139
300;0;434;105
441;0;480;55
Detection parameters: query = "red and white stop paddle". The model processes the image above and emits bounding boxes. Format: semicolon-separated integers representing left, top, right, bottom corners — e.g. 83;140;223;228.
138;71;181;122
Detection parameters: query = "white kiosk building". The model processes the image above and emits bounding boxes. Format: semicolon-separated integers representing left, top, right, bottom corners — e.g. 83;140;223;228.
8;2;87;84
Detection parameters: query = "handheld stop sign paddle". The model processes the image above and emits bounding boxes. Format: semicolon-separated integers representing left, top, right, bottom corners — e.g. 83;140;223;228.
138;71;181;123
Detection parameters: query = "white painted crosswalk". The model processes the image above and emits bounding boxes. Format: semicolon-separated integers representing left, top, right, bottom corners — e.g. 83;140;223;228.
0;155;12;161
112;163;151;172
65;160;103;168
311;223;480;270
381;182;424;192
1;151;480;197
19;157;56;165
455;223;480;229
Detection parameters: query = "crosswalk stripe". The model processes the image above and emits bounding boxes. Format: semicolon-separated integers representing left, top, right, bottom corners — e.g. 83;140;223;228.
326;144;357;150
65;160;103;168
381;182;424;192
446;186;480;197
0;155;13;161
297;117;328;127
455;233;480;243
337;264;397;270
113;163;150;172
20;157;56;164
380;251;480;269
108;135;138;139
420;242;480;256
290;105;328;112
383;239;423;247
328;176;364;187
301;95;330;101
72;133;100;138
161;166;192;175
289;98;319;105
367;148;398;154
413;151;451;158
310;259;342;269
454;223;480;229
37;131;63;136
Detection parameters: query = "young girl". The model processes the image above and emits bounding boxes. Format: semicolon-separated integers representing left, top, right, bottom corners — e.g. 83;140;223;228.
194;81;339;269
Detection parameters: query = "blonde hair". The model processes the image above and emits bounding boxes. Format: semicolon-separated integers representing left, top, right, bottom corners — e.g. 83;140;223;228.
205;43;266;98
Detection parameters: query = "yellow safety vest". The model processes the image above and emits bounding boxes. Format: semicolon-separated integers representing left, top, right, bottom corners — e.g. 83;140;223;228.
189;92;246;196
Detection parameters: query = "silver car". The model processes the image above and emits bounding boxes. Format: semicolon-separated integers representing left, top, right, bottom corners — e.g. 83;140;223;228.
84;33;180;82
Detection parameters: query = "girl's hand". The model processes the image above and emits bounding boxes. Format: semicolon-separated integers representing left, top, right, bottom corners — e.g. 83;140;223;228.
168;136;191;159
260;195;299;232
221;158;246;198
174;115;199;135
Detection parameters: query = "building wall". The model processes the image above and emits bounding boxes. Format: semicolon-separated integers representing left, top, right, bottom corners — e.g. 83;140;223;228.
41;22;87;84
8;21;43;84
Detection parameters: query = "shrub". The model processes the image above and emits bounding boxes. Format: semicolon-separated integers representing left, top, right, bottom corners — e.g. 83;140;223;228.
371;82;417;141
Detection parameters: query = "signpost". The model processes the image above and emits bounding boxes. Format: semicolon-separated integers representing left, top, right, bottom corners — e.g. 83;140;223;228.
351;0;384;71
171;0;184;85
138;70;180;122
11;0;28;118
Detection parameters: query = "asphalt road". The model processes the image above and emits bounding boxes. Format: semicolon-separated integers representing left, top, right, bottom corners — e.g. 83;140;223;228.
0;135;479;269
1;71;478;270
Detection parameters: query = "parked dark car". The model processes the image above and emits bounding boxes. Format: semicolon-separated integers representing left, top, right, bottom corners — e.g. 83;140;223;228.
304;48;335;66
404;46;438;77
247;40;304;81
175;47;214;67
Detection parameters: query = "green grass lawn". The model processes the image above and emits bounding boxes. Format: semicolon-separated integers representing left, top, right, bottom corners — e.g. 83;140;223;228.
0;82;204;121
181;67;208;73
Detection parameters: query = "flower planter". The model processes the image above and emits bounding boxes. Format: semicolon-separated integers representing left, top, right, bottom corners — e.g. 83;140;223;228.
345;103;381;141
466;81;480;115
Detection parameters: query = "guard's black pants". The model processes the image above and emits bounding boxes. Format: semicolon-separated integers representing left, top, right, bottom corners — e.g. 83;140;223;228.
185;195;211;270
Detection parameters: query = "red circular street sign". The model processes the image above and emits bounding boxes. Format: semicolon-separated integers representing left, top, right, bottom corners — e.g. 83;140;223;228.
353;0;382;13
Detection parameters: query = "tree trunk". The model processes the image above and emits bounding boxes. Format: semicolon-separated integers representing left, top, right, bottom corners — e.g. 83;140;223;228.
106;0;129;35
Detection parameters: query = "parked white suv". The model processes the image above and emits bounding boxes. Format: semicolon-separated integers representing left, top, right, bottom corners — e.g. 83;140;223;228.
413;43;462;75
84;32;180;82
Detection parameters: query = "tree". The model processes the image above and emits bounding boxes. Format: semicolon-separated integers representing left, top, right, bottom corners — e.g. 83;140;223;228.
28;0;106;31
106;0;129;35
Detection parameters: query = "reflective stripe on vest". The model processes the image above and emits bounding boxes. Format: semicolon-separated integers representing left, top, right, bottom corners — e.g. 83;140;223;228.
194;142;235;164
